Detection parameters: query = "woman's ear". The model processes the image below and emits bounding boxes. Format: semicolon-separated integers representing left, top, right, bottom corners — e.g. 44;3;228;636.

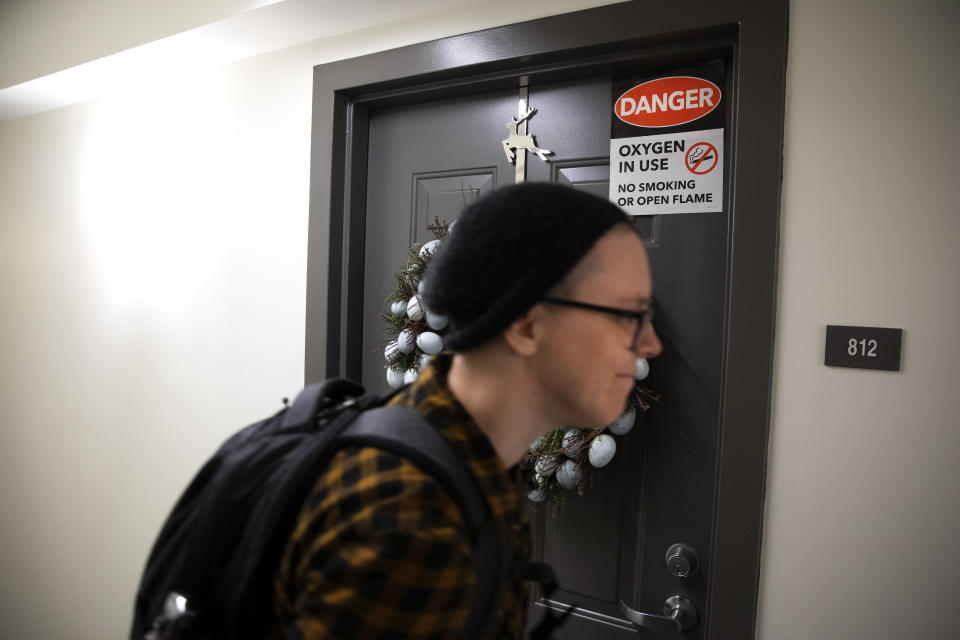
502;307;543;356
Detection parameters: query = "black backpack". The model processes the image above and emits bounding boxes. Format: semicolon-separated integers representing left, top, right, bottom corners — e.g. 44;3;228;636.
130;378;510;640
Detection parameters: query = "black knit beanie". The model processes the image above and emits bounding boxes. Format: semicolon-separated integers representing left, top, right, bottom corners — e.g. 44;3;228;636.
422;182;632;351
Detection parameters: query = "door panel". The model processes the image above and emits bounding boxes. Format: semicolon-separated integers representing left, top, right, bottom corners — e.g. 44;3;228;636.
362;89;516;392
361;65;729;639
553;162;660;246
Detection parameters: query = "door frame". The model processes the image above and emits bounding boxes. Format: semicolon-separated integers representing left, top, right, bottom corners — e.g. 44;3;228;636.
305;2;788;637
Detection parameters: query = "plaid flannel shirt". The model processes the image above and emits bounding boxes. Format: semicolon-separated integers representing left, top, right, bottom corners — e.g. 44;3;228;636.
272;355;531;639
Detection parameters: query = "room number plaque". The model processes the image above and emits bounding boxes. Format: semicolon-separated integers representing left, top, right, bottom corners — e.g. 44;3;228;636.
824;325;902;371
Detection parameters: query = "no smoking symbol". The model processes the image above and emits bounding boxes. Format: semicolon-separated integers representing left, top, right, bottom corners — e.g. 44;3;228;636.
685;142;719;174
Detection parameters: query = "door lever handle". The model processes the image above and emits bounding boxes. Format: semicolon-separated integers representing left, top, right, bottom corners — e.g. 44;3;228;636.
620;595;698;632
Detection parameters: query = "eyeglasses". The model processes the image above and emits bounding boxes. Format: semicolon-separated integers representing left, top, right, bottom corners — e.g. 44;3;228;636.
540;296;655;351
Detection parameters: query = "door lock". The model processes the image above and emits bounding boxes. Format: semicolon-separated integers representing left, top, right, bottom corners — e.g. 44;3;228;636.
665;543;699;578
620;595;698;632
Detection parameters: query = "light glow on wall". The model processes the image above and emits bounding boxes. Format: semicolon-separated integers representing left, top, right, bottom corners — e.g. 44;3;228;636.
77;75;237;318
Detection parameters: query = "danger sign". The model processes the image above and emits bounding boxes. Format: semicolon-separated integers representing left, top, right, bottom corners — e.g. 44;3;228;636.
608;128;723;215
615;76;721;128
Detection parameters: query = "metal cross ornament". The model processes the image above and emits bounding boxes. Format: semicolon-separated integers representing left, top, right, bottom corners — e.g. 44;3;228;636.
502;85;552;183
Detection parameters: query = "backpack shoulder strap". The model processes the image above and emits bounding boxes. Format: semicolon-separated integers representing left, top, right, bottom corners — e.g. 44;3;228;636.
338;406;507;640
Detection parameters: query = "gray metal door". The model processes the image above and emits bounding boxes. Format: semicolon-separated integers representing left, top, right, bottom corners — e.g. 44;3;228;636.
360;70;729;639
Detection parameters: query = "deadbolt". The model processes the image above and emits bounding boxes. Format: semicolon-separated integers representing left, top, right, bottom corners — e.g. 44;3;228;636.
665;543;699;578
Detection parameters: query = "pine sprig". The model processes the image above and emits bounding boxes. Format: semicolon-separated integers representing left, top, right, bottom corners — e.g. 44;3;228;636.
542;428;565;455
541;477;567;508
404;248;429;279
384;252;422;304
628;384;659;413
385;272;412;304
427;216;450;241
386;350;417;373
382;310;408;336
525;381;658;509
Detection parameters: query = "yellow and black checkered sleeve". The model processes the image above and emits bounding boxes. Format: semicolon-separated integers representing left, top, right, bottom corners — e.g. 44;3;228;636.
274;445;475;639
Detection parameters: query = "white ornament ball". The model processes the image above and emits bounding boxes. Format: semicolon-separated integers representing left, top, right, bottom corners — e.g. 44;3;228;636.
556;460;582;490
448;220;458;234
420;353;431;370
528;487;547;502
397;329;417;354
417;279;426;295
416;331;444;355
407;296;425;321
390;300;406;315
403;368;419;384
529;435;545;452
419;239;442;260
562;429;584;459
588;434;617;468
634;358;650;380
608;406;637;436
384;341;399;361
386;367;405;389
530;471;549;499
425;310;448;331
535;455;560;477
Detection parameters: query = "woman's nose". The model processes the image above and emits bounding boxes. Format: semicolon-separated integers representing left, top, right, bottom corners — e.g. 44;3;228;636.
634;325;662;358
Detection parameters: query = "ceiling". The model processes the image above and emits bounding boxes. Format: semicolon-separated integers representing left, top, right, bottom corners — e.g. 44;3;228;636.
0;0;623;120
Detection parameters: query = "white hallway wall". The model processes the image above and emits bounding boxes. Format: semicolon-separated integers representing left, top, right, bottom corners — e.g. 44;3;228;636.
0;1;956;638
759;1;959;638
0;35;313;640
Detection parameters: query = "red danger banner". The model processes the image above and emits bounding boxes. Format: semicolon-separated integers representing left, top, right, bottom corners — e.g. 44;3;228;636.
615;77;721;128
